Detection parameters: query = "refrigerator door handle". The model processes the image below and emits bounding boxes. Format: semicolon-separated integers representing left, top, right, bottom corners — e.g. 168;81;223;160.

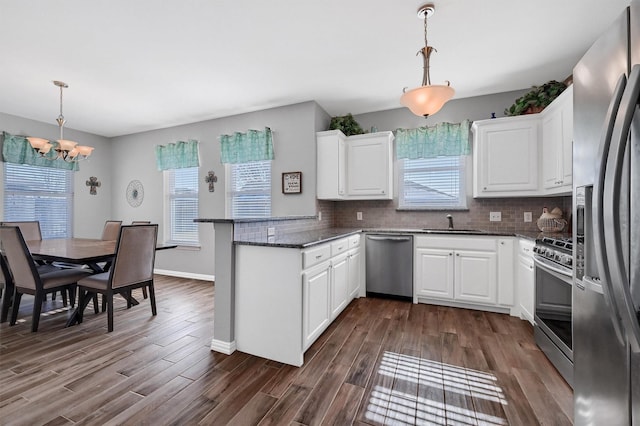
592;72;628;345
603;63;640;353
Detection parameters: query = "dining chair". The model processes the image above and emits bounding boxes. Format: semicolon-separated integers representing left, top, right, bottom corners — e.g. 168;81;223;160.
131;221;151;225
0;226;93;332
101;220;123;241
77;224;158;332
0;252;14;323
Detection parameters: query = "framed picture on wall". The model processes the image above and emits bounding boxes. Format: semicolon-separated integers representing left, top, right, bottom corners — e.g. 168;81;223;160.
282;171;302;194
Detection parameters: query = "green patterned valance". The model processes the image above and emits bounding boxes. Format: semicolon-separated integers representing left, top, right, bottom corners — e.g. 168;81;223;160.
395;120;471;159
1;132;79;171
220;127;274;164
155;139;200;171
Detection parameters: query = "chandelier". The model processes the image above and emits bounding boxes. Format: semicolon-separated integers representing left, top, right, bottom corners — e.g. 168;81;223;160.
27;81;94;161
400;4;454;117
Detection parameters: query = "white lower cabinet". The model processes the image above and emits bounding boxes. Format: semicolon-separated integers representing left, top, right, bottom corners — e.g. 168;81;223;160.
415;248;455;300
303;262;331;350
454;250;497;305
517;239;535;324
235;234;362;367
414;235;517;316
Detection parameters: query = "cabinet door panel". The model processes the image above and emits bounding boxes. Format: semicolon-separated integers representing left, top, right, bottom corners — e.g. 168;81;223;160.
303;264;331;350
542;112;563;189
346;134;392;198
331;256;349;319
348;249;361;300
415;248;454;300
454;250;497;304
517;256;535;324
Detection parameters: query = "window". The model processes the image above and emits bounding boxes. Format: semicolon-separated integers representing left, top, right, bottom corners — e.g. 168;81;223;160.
3;163;74;238
165;166;199;245
226;160;271;218
398;156;467;210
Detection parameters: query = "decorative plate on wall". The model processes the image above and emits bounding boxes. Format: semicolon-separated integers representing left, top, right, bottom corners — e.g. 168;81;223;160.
126;180;144;207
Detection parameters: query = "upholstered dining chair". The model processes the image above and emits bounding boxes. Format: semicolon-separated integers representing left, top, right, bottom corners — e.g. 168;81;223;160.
0;226;93;332
101;220;123;241
77;224;158;332
0;221;43;241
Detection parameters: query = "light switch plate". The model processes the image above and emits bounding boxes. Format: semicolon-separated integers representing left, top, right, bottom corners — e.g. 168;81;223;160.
489;211;502;222
267;227;275;236
524;212;532;222
357;212;363;221
318;211;322;221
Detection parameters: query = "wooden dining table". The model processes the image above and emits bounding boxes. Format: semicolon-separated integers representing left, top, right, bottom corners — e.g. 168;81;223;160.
25;238;176;326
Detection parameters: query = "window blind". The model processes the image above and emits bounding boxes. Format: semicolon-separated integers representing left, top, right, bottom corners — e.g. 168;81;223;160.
3;163;74;238
166;167;199;245
227;160;271;218
398;156;467;209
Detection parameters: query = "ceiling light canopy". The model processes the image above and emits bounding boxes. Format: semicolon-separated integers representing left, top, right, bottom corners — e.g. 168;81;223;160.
400;4;454;118
27;81;94;162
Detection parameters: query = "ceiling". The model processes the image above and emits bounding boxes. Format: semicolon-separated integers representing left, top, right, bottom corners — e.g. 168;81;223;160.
0;0;631;137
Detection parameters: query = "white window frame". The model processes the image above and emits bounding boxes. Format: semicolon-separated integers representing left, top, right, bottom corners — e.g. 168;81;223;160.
225;160;272;218
163;166;199;247
3;163;74;238
397;155;468;210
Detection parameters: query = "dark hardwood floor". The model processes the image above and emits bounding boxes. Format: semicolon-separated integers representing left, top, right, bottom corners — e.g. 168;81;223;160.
0;276;572;425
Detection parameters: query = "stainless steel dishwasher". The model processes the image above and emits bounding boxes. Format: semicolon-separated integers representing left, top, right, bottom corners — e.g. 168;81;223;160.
365;234;413;300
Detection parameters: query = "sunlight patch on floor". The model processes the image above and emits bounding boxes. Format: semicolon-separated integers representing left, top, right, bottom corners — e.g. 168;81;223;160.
365;351;509;425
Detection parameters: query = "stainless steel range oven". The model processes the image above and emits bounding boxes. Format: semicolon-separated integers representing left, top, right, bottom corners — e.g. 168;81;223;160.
533;236;573;387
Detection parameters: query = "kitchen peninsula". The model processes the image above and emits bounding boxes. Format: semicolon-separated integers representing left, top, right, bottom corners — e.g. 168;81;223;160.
197;216;545;366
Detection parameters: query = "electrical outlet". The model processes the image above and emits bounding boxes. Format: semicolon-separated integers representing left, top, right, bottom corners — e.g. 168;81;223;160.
524;212;532;222
318;211;322;221
357;211;363;221
489;211;502;222
267;227;275;236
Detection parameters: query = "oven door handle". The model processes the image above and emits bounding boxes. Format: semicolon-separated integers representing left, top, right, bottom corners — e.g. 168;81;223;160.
532;256;572;281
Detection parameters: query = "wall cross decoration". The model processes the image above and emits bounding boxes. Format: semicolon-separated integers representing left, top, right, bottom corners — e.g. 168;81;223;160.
205;171;218;192
86;176;101;195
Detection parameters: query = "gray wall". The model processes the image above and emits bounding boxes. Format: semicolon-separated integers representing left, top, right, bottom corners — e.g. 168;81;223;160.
0;112;113;239
108;101;323;277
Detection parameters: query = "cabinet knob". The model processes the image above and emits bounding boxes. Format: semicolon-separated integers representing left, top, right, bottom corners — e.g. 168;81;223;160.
483;187;487;190
449;252;453;256
456;253;460;256
500;241;504;245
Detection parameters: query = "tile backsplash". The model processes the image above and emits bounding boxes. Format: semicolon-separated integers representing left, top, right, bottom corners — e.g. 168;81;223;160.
332;196;573;233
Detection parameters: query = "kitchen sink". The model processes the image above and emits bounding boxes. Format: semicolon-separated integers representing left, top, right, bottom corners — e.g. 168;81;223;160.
421;229;488;234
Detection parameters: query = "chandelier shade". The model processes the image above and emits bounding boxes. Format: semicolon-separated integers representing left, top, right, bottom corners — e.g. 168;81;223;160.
27;81;93;162
400;4;454;118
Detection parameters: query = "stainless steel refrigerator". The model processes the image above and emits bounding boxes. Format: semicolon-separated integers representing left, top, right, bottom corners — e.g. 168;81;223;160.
573;0;640;424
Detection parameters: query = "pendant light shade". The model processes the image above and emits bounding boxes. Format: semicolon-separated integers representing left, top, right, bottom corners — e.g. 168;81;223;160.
400;4;454;117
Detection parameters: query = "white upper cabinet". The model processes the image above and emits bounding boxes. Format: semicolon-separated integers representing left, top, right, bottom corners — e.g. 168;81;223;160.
316;130;347;200
472;115;540;197
541;85;573;194
316;130;393;200
472;86;573;198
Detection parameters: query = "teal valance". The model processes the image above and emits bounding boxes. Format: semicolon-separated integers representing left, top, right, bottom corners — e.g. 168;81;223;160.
220;127;274;164
1;132;79;171
155;139;200;171
395;120;471;159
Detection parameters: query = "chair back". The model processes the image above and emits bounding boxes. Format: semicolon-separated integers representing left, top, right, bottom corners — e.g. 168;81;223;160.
131;221;151;225
101;220;122;241
109;225;158;290
0;226;39;291
0;221;42;241
0;251;12;288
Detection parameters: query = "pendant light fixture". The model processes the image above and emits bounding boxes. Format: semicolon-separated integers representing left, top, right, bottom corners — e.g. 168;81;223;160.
27;81;94;162
400;3;454;118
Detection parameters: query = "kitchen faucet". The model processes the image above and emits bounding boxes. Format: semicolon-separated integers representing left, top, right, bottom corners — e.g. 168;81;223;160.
446;214;454;230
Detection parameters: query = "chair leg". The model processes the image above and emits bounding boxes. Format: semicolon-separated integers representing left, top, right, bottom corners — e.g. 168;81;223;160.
77;289;88;324
142;287;148;299
32;292;44;332
102;294;107;312
148;283;157;316
61;288;68;307
68;286;77;308
126;290;132;309
94;294;100;314
107;293;114;332
1;285;12;323
10;291;22;326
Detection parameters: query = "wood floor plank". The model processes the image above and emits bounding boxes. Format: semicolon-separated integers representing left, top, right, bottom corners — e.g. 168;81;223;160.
0;277;573;426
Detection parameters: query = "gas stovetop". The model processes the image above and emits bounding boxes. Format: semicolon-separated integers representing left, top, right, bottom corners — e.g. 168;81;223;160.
533;236;573;269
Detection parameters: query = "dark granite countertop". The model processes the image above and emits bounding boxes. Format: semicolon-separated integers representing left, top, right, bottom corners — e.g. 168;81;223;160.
195;216;316;224
233;227;570;248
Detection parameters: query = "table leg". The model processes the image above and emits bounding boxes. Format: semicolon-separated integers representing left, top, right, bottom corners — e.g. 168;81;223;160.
66;290;93;327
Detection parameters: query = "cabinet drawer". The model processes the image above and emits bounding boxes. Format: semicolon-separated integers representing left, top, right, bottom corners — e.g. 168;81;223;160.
348;234;361;249
519;239;535;257
331;238;349;257
303;244;331;269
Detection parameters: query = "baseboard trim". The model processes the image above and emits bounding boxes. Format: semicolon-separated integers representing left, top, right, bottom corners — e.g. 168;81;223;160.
211;338;236;355
154;269;214;282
